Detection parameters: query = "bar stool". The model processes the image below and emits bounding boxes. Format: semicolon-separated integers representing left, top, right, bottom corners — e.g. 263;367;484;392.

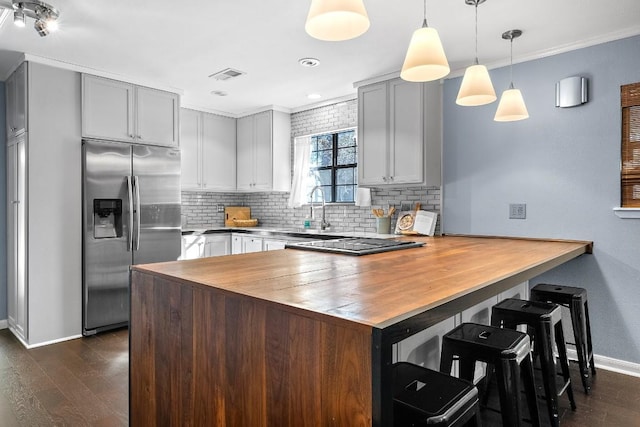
439;323;540;427
393;362;482;426
491;298;576;427
530;283;596;394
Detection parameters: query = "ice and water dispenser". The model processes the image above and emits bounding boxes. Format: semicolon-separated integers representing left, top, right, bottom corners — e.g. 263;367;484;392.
93;199;123;238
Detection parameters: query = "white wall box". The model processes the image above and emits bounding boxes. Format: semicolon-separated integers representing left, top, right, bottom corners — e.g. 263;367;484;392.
82;74;179;147
6;62;83;347
5;62;27;139
358;78;441;187
181;108;236;191
236;110;291;192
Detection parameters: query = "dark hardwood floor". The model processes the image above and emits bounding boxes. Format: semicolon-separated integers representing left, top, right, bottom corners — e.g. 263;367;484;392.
1;327;639;426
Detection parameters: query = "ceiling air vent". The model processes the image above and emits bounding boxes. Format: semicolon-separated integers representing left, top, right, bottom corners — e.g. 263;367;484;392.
209;68;246;81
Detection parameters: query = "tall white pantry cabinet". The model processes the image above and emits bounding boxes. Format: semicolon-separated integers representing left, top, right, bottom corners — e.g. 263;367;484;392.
5;61;83;347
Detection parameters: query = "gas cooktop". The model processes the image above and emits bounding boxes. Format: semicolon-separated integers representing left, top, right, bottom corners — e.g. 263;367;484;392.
285;237;424;256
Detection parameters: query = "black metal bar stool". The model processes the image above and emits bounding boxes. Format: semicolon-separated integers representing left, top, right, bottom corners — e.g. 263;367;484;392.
491;298;576;427
530;283;596;394
393;362;482;426
440;323;540;427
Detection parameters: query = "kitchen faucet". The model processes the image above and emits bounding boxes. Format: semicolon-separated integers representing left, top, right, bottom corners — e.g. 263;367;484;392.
309;186;330;230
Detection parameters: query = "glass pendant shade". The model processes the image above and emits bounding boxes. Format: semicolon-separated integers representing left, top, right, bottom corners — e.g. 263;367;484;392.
456;64;497;106
494;87;529;121
305;0;370;41
401;26;450;82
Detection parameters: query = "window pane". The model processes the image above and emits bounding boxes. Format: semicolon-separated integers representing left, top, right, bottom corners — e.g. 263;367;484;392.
315;169;332;186
338;130;356;148
309;150;318;166
310;137;318;152
337;147;356;165
336;185;355;202
310;185;333;203
317;134;333;150
318;149;333;167
337;167;355;185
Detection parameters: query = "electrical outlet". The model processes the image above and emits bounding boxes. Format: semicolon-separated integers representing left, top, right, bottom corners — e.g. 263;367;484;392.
509;203;526;219
217;204;225;213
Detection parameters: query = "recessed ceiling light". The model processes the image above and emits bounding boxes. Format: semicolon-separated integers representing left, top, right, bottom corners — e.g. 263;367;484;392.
211;90;228;97
307;93;322;100
299;58;320;68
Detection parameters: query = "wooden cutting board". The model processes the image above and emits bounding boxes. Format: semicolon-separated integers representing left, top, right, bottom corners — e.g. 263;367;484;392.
225;206;251;226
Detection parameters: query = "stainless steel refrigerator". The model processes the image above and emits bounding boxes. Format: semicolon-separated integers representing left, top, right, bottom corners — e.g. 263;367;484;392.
82;139;181;335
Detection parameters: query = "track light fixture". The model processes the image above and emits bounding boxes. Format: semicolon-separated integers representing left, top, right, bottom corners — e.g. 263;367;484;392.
12;0;60;37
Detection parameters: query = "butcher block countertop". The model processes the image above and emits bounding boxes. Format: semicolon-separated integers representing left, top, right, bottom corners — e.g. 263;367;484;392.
129;234;592;427
132;235;592;329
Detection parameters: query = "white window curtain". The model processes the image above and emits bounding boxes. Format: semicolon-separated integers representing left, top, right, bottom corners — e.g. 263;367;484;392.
287;136;312;208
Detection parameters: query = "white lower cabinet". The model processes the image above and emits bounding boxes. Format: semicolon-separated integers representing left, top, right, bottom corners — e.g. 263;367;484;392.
181;234;231;260
263;239;287;251
203;235;231;257
394;316;457;373
231;234;264;254
395;282;529;384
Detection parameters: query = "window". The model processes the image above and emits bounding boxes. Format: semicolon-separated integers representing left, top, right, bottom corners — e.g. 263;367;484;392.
621;83;640;207
309;129;357;203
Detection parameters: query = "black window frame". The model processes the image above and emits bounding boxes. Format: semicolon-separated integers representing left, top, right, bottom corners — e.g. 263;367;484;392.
309;129;358;204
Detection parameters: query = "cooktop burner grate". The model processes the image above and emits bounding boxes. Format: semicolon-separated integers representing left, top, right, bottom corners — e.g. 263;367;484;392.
285;237;424;256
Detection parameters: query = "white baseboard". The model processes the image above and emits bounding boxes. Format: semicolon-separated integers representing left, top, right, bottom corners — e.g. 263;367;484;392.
0;319;7;330
566;348;640;378
24;334;83;349
6;326;83;349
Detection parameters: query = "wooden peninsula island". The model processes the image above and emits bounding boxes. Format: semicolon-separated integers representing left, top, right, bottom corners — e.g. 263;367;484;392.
129;235;591;426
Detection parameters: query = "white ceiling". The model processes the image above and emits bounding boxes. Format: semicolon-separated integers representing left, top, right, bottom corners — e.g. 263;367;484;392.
0;0;639;116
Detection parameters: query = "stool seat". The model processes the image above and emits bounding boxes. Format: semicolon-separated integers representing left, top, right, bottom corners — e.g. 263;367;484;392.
440;323;541;427
393;362;481;426
531;283;596;394
492;298;576;427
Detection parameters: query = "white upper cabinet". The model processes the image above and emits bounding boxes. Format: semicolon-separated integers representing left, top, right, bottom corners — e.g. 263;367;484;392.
136;86;179;146
82;74;179;146
180;108;236;191
202;112;236;190
236;110;291;192
358;78;441;187
180;109;201;189
5;62;28;139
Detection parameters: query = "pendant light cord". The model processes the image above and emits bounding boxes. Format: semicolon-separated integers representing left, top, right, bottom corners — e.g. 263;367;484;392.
474;1;479;65
509;37;514;88
422;0;428;28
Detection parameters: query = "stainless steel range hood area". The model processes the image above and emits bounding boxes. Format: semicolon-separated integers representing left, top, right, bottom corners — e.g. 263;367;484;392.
285;237;425;256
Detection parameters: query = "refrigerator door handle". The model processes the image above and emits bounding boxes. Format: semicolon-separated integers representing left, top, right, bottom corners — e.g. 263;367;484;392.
134;175;141;251
127;175;134;251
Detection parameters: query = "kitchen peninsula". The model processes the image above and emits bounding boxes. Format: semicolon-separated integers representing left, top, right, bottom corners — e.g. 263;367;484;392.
129;235;591;426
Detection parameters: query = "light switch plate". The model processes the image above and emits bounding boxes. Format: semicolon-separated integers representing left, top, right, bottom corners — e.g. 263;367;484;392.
217;204;225;213
509;203;526;219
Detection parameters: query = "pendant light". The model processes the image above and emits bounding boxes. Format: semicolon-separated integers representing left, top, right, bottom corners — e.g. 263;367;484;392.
456;0;496;106
305;0;370;41
494;29;529;122
400;0;450;82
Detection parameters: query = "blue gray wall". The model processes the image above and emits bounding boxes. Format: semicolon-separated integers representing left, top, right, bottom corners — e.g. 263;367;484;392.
0;82;6;323
443;35;640;364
